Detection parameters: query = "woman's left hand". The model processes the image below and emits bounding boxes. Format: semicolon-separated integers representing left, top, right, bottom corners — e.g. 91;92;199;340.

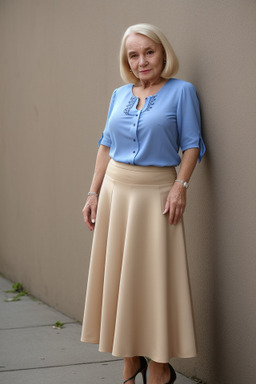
163;182;187;225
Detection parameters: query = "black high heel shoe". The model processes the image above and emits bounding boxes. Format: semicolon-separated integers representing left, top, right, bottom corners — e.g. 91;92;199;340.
123;356;148;384
165;363;176;384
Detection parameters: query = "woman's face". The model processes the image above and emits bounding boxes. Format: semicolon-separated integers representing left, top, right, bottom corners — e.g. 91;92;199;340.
126;33;165;84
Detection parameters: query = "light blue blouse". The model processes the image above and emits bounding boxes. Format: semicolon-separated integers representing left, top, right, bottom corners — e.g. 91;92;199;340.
99;78;205;167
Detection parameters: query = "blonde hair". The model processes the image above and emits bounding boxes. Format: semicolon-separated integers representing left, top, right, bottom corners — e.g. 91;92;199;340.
120;23;179;83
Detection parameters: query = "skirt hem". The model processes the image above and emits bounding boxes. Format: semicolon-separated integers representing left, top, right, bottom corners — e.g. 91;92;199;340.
81;339;198;362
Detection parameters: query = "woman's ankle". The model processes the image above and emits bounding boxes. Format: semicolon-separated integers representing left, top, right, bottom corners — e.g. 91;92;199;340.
123;356;141;378
148;360;170;382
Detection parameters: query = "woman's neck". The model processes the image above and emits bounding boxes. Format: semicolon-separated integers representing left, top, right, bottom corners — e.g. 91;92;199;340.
136;77;166;90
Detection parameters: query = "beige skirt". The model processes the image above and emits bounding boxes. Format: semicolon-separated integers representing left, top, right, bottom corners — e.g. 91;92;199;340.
81;159;197;362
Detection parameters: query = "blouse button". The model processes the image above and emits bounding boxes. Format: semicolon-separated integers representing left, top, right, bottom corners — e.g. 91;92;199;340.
133;151;135;153
133;139;136;142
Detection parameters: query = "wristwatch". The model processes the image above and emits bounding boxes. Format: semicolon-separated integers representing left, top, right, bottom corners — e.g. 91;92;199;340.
175;179;189;189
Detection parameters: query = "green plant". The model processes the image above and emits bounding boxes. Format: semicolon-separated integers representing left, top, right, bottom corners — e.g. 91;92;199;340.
52;321;64;329
4;282;28;302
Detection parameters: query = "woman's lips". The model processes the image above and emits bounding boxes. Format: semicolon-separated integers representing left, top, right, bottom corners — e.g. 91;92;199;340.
140;69;151;74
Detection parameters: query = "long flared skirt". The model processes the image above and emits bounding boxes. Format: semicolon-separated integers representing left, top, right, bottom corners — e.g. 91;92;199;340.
81;159;197;362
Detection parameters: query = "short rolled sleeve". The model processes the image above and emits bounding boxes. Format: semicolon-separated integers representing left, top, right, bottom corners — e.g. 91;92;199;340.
177;83;205;162
98;89;117;147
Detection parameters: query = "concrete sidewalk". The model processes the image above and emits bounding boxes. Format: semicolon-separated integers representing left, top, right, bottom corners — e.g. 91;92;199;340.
0;275;195;384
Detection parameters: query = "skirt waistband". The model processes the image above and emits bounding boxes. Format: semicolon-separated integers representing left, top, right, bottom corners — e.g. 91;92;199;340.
106;159;177;185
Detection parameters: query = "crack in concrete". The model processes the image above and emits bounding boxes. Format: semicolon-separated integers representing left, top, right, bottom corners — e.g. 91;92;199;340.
0;359;123;373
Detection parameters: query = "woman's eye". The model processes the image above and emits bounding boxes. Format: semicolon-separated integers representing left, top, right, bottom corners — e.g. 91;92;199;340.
147;50;154;55
130;54;137;58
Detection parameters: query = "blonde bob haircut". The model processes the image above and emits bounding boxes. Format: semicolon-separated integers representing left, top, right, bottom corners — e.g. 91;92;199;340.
120;23;179;84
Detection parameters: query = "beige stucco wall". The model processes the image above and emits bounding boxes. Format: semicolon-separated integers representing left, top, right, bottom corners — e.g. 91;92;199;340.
0;1;255;383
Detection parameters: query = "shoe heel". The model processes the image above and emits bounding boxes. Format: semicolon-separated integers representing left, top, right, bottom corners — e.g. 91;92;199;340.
141;365;147;384
167;363;176;384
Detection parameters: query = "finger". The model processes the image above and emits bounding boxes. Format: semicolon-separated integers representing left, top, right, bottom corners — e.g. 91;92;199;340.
172;205;185;225
163;200;170;215
173;208;181;225
90;204;97;224
169;200;183;224
82;205;94;231
168;204;176;224
82;204;90;222
84;213;93;231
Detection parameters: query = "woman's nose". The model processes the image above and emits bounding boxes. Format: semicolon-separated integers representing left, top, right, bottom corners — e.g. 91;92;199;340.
139;55;147;66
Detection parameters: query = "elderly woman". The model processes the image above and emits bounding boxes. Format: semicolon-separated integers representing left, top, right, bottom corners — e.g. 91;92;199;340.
81;23;205;384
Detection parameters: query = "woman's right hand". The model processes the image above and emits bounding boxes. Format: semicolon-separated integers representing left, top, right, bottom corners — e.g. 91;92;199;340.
82;145;110;231
82;195;98;231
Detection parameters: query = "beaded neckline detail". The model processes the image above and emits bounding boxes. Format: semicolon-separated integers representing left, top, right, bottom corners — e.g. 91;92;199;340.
145;95;157;111
123;94;157;115
123;96;137;115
